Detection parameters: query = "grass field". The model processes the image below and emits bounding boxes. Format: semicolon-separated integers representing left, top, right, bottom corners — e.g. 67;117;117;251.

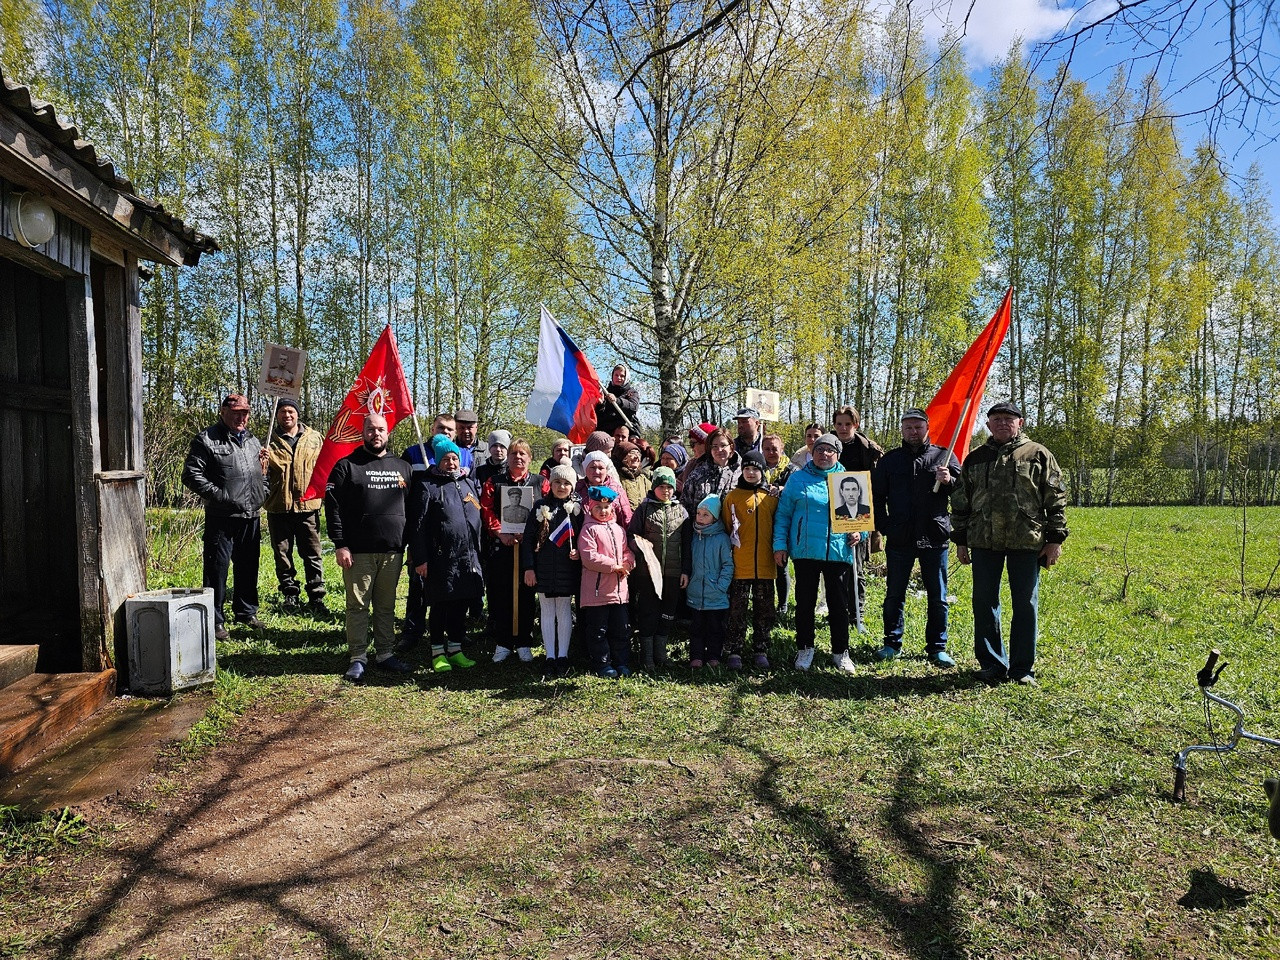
2;506;1279;958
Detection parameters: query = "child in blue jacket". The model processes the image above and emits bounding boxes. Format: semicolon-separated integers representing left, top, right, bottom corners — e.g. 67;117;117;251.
687;494;734;668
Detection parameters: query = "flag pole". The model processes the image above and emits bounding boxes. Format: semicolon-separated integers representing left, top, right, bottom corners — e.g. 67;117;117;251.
933;397;971;493
409;410;431;471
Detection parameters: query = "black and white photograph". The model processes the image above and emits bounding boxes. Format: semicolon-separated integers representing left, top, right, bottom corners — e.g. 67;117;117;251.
500;485;536;533
828;470;873;534
258;342;306;399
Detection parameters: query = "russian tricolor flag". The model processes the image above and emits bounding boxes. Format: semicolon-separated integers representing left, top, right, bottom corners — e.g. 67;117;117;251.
550;514;573;547
525;305;604;443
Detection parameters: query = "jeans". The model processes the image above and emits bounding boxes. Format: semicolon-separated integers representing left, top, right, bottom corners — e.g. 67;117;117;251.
793;559;851;655
882;546;949;653
202;514;260;627
971;547;1041;679
582;604;629;669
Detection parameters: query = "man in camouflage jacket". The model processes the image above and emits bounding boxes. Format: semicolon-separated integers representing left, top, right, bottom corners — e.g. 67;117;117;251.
951;401;1068;685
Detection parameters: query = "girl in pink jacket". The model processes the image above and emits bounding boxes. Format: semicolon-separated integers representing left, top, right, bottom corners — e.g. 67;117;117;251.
578;485;636;677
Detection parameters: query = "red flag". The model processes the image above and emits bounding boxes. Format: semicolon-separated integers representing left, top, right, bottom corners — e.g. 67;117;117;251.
303;325;415;500
925;288;1012;463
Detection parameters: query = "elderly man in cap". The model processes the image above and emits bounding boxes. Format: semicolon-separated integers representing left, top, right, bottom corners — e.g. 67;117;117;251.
952;401;1069;686
182;393;270;640
265;398;328;616
734;407;763;457
453;409;481;472
871;407;961;667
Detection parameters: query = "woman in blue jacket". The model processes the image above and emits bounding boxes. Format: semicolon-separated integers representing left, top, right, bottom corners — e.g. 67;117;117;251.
772;434;858;674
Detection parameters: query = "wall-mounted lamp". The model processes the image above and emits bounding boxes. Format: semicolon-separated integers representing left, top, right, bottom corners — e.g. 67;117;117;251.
10;191;56;248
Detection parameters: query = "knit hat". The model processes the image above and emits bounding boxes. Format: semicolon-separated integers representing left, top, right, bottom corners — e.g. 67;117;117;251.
688;422;717;443
661;443;689;471
550;464;577;485
275;397;299;413
582;450;611;470
652;466;677;489
584;430;614;454
487;429;511;449
741;450;766;471
615;440;639;460
429;434;461;460
697;494;722;521
587;485;618;502
813;433;843;455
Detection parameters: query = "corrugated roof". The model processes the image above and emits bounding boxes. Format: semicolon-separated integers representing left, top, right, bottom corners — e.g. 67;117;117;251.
0;68;219;258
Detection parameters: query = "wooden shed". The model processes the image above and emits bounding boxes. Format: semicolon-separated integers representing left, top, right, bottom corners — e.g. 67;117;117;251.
0;68;215;755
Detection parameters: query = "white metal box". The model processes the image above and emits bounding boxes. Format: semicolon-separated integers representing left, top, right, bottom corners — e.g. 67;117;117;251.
125;588;217;695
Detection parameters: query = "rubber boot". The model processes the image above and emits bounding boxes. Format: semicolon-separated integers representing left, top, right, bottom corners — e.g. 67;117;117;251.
641;636;655;671
654;634;669;666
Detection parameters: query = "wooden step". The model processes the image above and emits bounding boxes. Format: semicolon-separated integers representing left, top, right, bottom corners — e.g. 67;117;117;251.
0;646;39;692
0;670;116;775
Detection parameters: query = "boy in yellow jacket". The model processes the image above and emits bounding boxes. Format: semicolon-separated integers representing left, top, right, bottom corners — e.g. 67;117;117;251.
723;451;779;670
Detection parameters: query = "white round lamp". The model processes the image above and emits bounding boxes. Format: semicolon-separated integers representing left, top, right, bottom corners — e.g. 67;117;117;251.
11;192;56;248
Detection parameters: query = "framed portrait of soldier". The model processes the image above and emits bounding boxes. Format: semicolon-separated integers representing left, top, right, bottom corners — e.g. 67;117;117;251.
746;388;780;422
258;342;306;400
500;486;536;533
828;471;874;534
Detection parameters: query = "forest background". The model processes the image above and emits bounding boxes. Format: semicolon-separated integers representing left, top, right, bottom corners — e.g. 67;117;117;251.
1;0;1276;507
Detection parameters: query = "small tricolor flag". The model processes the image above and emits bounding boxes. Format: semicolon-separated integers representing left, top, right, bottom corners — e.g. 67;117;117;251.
550;514;574;547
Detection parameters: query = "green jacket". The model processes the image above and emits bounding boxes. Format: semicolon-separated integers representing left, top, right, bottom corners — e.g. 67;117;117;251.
951;433;1068;552
265;424;325;513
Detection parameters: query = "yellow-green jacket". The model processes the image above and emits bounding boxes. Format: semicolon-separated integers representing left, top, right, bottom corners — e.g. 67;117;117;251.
265;424;324;513
951;433;1068;552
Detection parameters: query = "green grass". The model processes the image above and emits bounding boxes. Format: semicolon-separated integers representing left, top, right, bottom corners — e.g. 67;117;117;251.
6;506;1280;958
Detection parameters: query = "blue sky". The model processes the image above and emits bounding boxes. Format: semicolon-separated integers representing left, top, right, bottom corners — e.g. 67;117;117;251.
917;0;1280;196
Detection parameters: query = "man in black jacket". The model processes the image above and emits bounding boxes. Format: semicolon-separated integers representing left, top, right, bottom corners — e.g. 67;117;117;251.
871;408;960;667
325;412;415;683
182;393;269;640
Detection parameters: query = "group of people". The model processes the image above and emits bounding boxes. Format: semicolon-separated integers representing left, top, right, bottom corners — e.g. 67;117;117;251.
181;364;1069;686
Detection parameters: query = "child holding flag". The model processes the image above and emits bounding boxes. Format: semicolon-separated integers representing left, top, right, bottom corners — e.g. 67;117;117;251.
521;465;583;677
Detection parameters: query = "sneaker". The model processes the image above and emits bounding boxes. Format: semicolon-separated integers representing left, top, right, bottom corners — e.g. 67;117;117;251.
374;655;414;674
432;654;453;672
875;644;900;661
725;655;743;670
753;654;770;670
1013;673;1038;687
690;658;704;669
794;648;815;671
448;650;476;669
214;625;230;641
928;651;956;669
492;646;513;663
517;646;534;663
975;665;1007;685
595;665;618;678
616;664;632;678
832;651;856;675
343;661;365;684
236;615;266;630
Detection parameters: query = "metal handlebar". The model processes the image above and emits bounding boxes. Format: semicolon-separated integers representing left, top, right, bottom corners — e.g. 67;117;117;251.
1173;648;1280;804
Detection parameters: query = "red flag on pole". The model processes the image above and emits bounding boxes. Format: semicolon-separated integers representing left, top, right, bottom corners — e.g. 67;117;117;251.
303;325;415;500
925;287;1013;464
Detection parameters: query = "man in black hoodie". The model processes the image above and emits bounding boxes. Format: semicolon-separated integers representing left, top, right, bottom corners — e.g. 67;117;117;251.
325;412;414;683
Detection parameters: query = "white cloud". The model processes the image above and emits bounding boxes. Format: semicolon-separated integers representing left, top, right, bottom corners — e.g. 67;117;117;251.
910;0;1080;67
